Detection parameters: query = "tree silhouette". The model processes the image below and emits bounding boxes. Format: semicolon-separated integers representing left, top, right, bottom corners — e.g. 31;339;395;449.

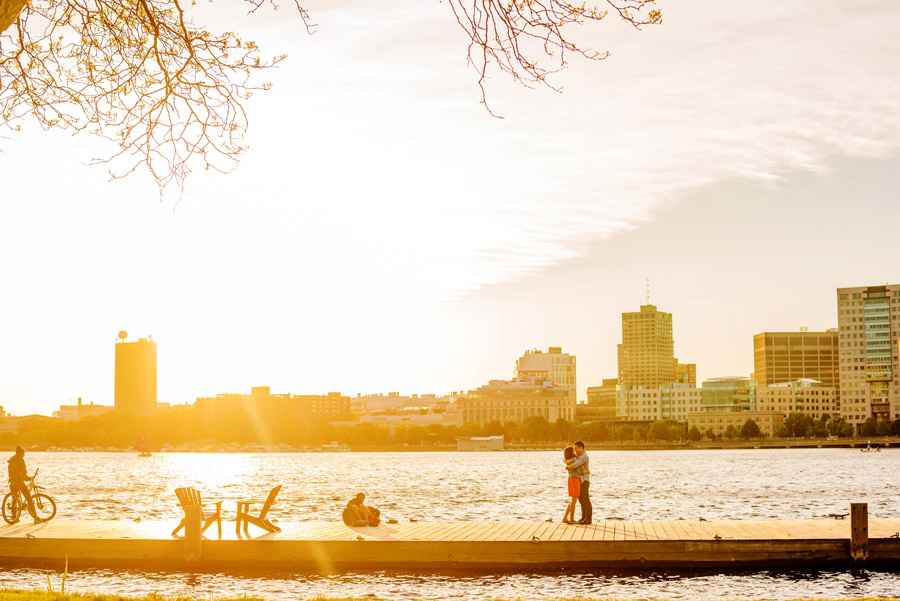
1;0;660;195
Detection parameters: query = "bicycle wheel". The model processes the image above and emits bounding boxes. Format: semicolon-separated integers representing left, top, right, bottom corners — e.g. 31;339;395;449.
33;494;57;522
2;492;20;524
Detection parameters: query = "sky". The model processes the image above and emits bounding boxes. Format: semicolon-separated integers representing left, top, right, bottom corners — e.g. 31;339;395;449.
2;0;900;415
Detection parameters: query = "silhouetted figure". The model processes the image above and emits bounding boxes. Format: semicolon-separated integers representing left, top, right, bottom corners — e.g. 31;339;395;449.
342;493;368;526
7;445;41;523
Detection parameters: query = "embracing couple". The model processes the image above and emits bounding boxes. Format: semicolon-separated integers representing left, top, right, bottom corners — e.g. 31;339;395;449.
562;440;592;525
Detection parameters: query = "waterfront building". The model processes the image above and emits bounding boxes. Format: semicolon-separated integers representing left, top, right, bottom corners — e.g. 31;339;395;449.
687;411;784;438
615;384;703;422
837;284;900;426
584;378;618;420
195;386;351;443
114;334;157;415
53;398;115;420
756;379;837;421
752;329;839;394
700;377;757;413
515;347;576;399
457;436;504;451
457;377;574;427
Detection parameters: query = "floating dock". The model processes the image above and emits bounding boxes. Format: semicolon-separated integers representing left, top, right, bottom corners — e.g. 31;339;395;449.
2;513;899;570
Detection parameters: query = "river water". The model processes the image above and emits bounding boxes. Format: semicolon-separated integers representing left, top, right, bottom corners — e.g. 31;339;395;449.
3;449;900;599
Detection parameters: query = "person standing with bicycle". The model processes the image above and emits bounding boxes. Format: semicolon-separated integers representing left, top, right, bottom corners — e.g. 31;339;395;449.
7;445;43;524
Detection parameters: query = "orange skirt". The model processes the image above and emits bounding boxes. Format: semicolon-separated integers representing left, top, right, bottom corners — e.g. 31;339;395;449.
567;477;581;497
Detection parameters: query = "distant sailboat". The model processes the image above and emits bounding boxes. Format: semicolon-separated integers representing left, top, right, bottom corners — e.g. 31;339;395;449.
135;430;152;457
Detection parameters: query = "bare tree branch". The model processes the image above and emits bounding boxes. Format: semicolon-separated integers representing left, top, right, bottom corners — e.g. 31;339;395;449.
0;0;660;196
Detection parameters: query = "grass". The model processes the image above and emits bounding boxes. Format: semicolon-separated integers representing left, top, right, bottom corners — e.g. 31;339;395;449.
1;591;900;601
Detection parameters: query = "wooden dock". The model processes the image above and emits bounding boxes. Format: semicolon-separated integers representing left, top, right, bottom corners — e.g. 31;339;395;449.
2;515;900;570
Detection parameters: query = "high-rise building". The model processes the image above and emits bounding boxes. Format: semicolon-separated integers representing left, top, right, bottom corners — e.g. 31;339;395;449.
618;304;675;388
515;347;576;399
114;334;157;415
837;284;900;426
752;329;839;392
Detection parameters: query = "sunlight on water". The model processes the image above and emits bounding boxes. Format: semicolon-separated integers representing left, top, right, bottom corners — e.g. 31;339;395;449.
4;448;900;599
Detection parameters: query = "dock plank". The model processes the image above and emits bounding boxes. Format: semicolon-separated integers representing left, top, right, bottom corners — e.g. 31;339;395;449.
2;517;899;569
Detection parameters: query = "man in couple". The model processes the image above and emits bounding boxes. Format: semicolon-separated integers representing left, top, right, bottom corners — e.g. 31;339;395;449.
565;440;592;525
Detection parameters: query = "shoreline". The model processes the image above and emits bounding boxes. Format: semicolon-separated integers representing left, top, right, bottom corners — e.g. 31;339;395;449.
2;590;900;601
8;438;897;453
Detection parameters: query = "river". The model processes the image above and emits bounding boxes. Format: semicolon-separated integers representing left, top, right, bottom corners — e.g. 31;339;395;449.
3;448;899;599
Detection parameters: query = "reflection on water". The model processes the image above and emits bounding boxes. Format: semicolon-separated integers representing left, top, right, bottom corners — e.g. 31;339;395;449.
26;448;900;522
2;566;900;600
5;449;900;599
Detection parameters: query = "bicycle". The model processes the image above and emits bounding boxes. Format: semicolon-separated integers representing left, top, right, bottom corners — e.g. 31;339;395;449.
2;468;57;524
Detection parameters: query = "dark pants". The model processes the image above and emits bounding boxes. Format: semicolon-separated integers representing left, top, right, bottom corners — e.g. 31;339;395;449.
578;480;592;522
10;482;37;520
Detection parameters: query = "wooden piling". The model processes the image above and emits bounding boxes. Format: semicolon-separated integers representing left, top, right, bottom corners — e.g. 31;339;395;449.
850;502;868;562
182;506;202;562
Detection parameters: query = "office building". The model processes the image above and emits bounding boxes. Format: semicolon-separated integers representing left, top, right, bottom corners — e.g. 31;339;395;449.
584;378;618;420
457;377;574;427
687;411;784;438
515;347;576;398
674;360;697;386
53;398;115;420
615;384;703;422
837;284;900;426
752;329;839;394
756;379;837;421
114;334;157;416
619;304;692;388
700;377;757;413
195;386;351;443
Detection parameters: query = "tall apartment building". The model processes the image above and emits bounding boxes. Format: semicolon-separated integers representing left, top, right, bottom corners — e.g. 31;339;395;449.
457;378;574;427
618;305;675;388
837;284;900;426
752;329;839;393
515;347;576;399
114;335;157;416
756;379;837;421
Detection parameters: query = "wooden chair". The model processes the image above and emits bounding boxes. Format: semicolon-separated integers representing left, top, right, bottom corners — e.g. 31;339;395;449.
172;486;223;538
235;485;282;535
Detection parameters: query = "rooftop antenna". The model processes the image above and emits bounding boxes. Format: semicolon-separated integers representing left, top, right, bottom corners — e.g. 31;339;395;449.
645;277;651;305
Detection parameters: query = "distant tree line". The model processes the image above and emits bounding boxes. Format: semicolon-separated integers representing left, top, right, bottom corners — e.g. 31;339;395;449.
3;409;900;450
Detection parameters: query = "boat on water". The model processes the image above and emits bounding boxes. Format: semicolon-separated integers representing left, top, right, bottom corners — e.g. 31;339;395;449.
134;430;152;457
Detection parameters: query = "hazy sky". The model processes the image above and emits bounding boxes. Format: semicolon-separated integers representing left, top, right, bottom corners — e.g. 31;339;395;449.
2;0;899;415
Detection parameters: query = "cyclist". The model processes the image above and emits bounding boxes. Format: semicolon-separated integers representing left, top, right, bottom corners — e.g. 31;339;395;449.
7;445;42;524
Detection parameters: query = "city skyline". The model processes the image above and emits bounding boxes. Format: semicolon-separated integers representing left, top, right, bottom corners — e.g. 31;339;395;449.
2;0;900;416
0;281;883;417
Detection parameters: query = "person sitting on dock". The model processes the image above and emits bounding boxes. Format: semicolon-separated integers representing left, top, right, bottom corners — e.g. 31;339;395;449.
342;493;370;527
7;445;42;524
565;441;591;525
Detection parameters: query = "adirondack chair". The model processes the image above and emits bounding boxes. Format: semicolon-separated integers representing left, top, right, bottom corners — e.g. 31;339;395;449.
235;485;282;535
172;487;223;538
